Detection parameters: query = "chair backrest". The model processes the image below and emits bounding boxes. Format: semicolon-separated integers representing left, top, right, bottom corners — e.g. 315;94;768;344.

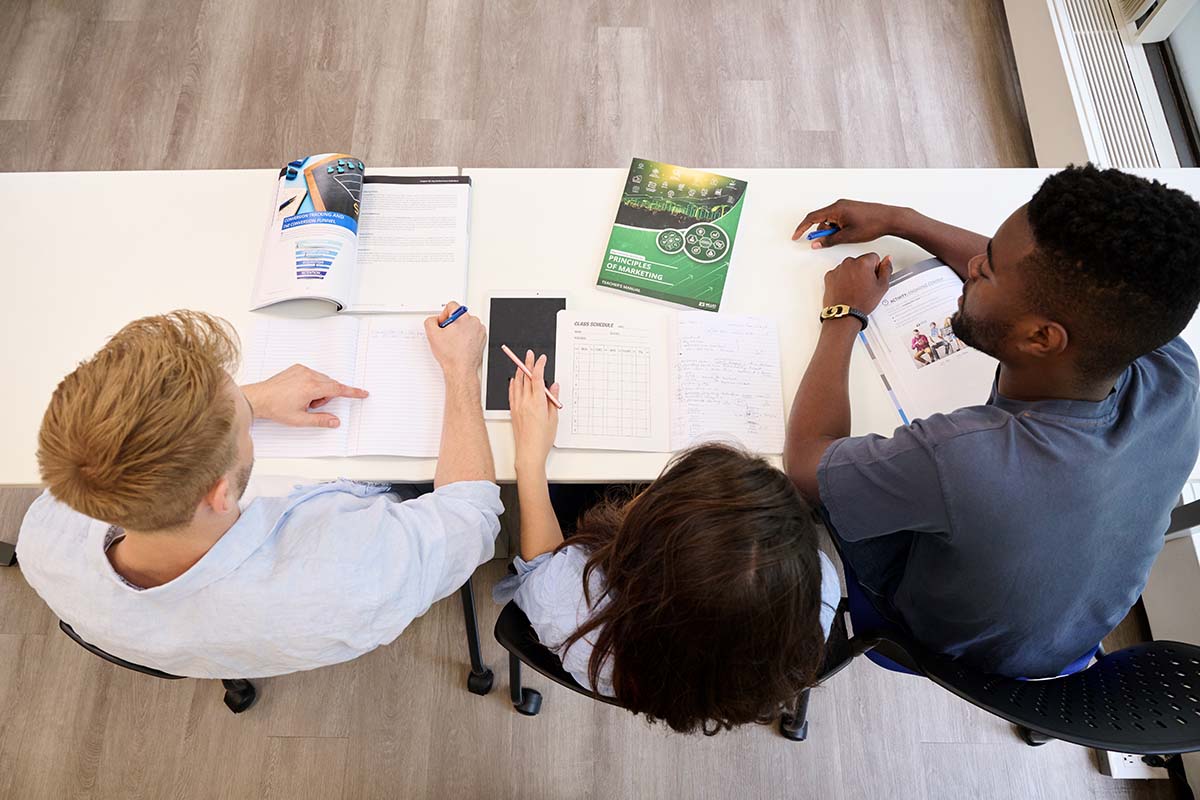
58;620;184;681
876;632;1200;755
493;602;623;708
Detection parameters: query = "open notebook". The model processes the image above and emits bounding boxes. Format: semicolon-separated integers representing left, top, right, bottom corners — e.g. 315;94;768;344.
554;310;786;453
242;316;444;457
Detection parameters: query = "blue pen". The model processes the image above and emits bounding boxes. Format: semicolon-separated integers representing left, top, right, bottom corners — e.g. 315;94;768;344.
438;305;469;328
806;224;841;241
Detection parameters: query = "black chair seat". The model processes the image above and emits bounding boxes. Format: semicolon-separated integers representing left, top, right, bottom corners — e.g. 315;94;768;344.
784;595;1200;758
894;636;1200;755
57;620;257;713
59;621;184;680
494;601;623;714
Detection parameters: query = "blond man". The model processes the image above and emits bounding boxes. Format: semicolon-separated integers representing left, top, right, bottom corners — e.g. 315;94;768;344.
17;304;501;678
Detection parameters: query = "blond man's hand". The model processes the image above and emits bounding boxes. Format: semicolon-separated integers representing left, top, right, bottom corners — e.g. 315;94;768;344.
424;301;486;384
242;364;368;429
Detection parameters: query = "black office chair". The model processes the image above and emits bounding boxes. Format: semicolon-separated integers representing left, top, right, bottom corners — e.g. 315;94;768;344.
57;619;258;713
781;599;1200;763
30;569;494;712
493;600;623;716
494;601;825;735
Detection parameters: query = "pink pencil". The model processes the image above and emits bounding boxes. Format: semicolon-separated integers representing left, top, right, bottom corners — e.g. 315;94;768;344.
500;344;564;409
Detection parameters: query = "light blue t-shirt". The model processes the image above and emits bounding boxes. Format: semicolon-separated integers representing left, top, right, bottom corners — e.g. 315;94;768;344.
819;337;1200;677
496;546;841;696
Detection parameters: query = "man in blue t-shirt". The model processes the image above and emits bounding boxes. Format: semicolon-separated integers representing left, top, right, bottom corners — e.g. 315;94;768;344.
785;165;1200;677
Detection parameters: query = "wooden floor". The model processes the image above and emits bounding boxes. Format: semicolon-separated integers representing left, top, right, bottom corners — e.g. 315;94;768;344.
0;0;1035;171
0;1;1179;798
0;485;1178;800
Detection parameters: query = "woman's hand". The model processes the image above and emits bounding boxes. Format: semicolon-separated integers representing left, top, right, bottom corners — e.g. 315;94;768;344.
509;349;560;472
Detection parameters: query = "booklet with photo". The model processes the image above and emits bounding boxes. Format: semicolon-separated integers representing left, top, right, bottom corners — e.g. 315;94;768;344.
242;316;444;458
595;158;748;312
250;153;471;314
859;257;998;424
553;310;785;453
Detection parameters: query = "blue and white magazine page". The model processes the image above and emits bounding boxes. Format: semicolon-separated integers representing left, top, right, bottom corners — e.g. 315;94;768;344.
859;258;998;425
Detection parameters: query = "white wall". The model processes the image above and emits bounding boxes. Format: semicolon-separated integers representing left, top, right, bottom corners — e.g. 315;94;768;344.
1170;5;1200;102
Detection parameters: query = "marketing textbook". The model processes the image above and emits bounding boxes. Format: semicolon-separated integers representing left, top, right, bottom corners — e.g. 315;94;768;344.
595;158;748;312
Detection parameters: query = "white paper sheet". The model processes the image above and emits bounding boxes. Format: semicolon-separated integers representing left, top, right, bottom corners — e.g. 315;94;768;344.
242;317;360;457
347;180;470;313
555;311;671;452
349;317;445;457
243;315;446;458
669;312;786;454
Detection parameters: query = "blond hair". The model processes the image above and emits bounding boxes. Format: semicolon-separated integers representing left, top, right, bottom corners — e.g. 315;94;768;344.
37;311;242;530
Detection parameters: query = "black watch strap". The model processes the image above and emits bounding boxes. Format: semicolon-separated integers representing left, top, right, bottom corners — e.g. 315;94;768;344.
819;304;869;330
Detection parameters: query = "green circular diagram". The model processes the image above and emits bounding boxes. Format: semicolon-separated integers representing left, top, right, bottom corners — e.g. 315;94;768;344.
682;222;727;263
656;229;684;254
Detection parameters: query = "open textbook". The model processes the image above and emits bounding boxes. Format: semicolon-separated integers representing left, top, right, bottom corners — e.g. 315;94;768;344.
250;153;470;314
554;310;786;453
860;258;998;424
242;316;443;458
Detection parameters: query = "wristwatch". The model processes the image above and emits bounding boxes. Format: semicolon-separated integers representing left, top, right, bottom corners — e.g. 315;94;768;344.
819;304;869;330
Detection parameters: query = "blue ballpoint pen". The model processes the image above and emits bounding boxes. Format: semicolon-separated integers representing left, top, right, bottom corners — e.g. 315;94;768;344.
806;224;841;241
438;305;469;328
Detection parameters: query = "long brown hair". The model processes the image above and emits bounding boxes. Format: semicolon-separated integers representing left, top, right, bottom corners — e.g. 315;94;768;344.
562;443;826;735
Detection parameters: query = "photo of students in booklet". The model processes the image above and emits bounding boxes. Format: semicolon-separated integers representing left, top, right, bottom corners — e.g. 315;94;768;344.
909;317;967;369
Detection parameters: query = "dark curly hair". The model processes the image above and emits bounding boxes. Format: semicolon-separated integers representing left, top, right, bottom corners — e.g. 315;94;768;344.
1024;164;1200;379
560;443;826;736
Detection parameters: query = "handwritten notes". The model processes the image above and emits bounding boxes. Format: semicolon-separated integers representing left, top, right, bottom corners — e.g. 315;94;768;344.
670;313;785;454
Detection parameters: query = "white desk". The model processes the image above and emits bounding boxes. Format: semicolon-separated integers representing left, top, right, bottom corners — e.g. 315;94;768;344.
4;167;1200;485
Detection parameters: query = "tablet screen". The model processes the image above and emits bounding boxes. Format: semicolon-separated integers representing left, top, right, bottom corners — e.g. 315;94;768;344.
486;297;566;412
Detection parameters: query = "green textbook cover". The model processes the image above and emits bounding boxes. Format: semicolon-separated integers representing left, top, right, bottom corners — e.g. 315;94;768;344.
596;158;748;312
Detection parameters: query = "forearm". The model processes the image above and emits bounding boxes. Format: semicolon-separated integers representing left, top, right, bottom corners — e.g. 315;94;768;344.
784;317;860;501
434;373;496;487
514;461;564;560
892;207;988;280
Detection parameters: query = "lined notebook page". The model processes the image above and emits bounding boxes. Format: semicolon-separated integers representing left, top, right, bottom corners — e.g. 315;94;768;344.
243;316;360;457
669;313;786;454
349;317;445;457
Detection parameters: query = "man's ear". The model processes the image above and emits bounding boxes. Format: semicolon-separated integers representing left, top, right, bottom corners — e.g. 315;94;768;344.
202;475;235;516
1018;318;1069;358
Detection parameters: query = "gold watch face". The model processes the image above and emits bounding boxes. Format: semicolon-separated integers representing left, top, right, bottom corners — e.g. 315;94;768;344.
821;304;850;320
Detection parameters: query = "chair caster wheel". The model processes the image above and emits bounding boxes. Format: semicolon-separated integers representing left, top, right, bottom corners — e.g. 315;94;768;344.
1018;725;1051;746
779;714;809;741
221;680;257;714
514;688;542;716
467;668;494;696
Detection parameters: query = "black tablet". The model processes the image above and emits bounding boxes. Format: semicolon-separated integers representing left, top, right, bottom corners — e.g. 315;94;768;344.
485;295;567;416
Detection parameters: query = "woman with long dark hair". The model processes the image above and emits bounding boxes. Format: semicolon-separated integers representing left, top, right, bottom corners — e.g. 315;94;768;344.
496;351;839;735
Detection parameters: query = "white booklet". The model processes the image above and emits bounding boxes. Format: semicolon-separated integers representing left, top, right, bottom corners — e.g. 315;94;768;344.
250;153;470;314
554;310;786;453
242;316;444;458
860;257;998;423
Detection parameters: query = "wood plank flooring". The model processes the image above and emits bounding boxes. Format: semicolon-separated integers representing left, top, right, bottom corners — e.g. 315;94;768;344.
0;0;1034;171
0;497;1180;800
1;1;1180;798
